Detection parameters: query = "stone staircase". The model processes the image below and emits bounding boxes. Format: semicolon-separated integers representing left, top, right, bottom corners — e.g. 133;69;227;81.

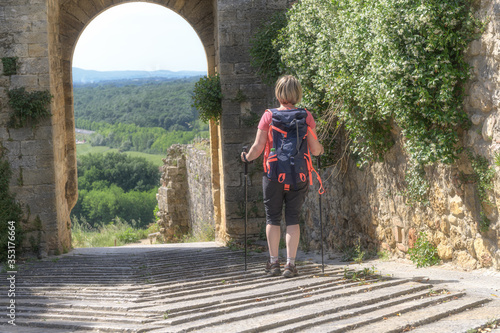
0;243;498;332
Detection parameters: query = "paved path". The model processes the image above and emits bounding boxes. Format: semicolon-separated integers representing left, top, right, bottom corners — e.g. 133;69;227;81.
0;242;499;332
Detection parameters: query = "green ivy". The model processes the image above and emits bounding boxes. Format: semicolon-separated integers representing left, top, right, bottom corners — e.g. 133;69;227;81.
191;74;223;124
0;153;24;264
7;87;53;128
249;11;288;85
408;232;440;268
466;150;496;231
2;57;17;76
404;160;430;206
251;0;483;203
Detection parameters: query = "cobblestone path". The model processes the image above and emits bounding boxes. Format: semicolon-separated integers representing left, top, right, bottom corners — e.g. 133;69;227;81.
1;243;499;332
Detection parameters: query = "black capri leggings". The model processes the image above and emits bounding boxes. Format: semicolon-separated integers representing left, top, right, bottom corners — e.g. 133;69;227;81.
262;175;309;226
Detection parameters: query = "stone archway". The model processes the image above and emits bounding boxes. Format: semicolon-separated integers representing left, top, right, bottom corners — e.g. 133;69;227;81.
46;0;219;253
1;0;290;256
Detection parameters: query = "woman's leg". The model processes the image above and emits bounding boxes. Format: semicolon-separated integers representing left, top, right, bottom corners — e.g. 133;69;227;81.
266;224;281;258
285;224;300;260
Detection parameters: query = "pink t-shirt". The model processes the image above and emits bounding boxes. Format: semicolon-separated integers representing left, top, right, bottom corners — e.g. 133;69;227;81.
257;109;316;132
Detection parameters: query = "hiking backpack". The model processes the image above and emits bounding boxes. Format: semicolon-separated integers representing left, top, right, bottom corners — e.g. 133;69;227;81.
263;108;324;194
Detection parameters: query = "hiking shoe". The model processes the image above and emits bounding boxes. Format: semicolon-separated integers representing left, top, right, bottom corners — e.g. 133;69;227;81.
265;260;281;276
283;263;298;278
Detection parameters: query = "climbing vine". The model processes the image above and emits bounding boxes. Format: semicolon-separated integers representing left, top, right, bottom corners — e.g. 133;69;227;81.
191;74;223;124
250;0;483;204
249;10;288;85
0;152;24;264
2;57;17;76
466;150;496;232
8;87;52;128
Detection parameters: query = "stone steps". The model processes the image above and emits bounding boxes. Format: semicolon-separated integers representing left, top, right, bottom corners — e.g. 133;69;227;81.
0;243;496;332
409;303;500;333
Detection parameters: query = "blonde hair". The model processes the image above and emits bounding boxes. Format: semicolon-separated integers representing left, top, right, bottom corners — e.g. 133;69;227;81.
275;75;302;105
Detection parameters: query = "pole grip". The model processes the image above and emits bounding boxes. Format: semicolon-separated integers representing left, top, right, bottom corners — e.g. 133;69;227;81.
243;146;248;174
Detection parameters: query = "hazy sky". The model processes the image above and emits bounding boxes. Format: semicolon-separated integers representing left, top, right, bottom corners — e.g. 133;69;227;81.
72;3;207;72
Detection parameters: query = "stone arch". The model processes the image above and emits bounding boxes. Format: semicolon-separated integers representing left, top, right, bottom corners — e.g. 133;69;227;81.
46;0;220;251
1;0;289;256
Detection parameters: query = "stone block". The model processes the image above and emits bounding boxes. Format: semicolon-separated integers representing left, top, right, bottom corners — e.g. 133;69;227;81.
10;75;39;88
21;140;53;156
23;168;54;186
440;218;450;235
38;74;50;88
3;140;20;157
9;155;36;169
437;243;453;260
19;57;49;75
474;237;493;267
221;114;241;130
16;32;48;46
0;127;9;140
219;45;251;63
8;126;34;141
35;154;53;168
482;114;496;141
396;243;408;252
455;250;478;271
449;196;465;218
469;40;482;56
219;63;234;76
469;82;492;112
221;100;243;115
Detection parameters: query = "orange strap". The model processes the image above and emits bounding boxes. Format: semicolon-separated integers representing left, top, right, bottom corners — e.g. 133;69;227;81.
311;167;325;195
304;150;324;194
284;184;290;191
263;110;274;173
266;156;277;172
307;126;317;140
300;173;306;182
271;125;288;138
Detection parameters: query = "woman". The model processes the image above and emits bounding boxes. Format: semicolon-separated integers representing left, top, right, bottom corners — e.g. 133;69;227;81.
241;75;324;278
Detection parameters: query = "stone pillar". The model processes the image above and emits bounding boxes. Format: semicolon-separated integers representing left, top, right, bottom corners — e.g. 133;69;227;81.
216;0;291;241
157;145;190;241
0;0;71;256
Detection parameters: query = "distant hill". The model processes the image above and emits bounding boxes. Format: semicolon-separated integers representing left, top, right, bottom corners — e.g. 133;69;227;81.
72;67;206;84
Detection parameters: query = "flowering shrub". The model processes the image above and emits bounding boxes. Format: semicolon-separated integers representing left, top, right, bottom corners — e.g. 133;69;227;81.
251;0;483;202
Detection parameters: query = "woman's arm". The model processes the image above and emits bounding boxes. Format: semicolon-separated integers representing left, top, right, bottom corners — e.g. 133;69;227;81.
241;129;267;162
307;127;324;156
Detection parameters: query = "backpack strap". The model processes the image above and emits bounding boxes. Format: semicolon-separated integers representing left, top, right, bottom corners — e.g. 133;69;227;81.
263;109;274;173
304;149;325;195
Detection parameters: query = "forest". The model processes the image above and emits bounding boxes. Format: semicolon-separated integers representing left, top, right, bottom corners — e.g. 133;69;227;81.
74;77;201;130
74;77;209;155
71;152;160;229
72;77;207;230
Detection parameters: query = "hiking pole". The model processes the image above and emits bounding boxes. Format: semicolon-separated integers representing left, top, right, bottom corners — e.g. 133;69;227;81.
317;156;324;274
243;146;249;272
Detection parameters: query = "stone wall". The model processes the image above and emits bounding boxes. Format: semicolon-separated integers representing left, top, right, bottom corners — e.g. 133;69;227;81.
157;142;215;241
0;0;71;256
186;142;215;238
301;1;500;271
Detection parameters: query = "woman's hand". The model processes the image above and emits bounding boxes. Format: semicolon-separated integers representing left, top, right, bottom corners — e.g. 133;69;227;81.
241;152;250;163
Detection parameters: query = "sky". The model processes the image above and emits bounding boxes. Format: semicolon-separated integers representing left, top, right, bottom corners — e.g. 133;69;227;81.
72;3;207;72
